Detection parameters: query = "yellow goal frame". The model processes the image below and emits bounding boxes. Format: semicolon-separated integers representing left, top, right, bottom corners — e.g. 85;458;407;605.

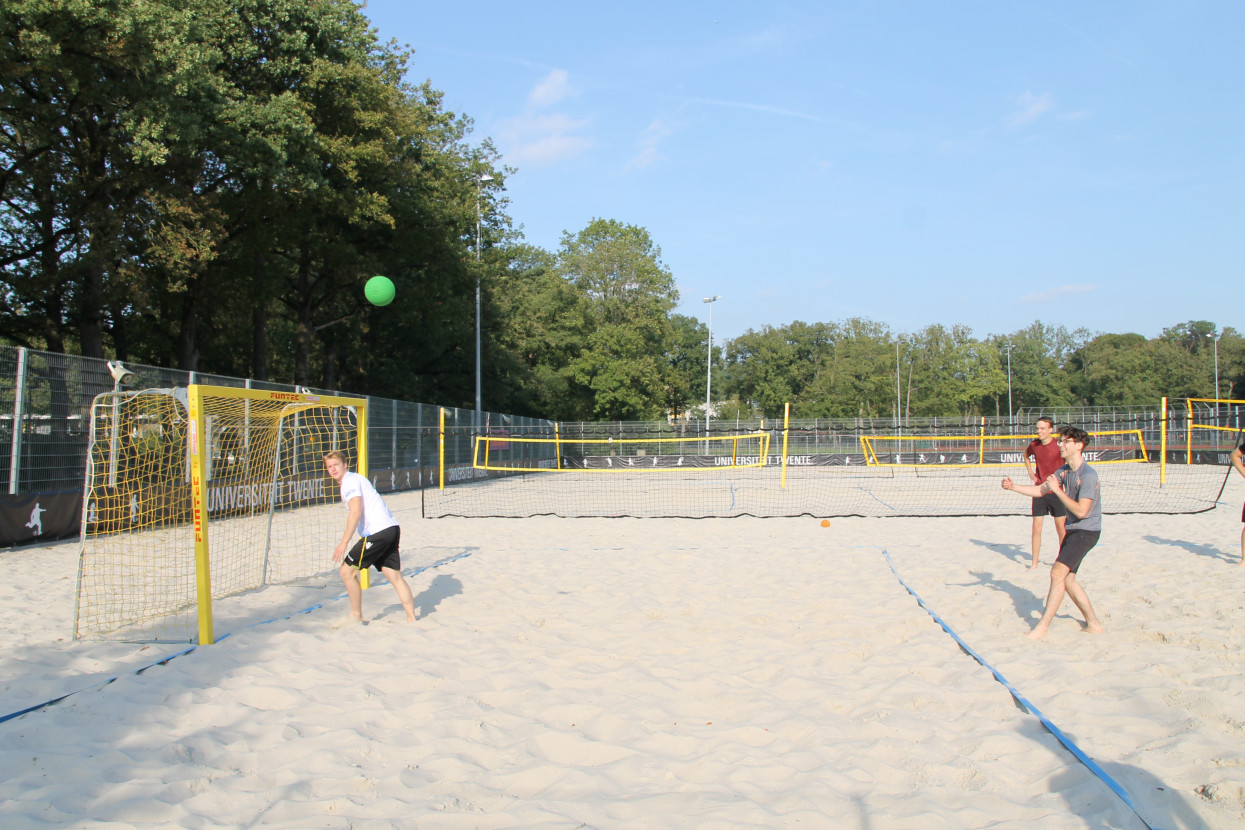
861;428;1148;467
186;385;367;644
470;431;771;473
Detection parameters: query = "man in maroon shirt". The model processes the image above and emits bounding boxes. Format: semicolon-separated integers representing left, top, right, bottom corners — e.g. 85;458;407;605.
1022;417;1066;570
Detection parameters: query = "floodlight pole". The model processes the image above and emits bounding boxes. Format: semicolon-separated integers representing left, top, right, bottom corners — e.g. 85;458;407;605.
1206;330;1221;449
475;173;493;425
1003;342;1015;426
703;295;721;448
1211;332;1220;401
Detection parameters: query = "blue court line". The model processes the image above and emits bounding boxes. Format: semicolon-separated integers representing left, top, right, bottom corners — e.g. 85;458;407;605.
881;550;1161;830
0;552;473;726
856;484;898;512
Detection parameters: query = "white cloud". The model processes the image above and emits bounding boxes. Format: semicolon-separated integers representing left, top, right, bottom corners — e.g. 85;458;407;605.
626;119;673;170
497;112;592;166
1006;91;1054;128
528;69;571;108
1019;283;1096;304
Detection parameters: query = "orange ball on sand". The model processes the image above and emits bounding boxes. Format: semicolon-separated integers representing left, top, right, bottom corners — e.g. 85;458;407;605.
820;519;831;528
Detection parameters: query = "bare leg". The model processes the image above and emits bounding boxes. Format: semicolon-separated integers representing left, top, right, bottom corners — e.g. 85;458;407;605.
1055;515;1067;546
1063;571;1103;633
1029;516;1043;570
339;562;364;621
381;566;417;621
1026;562;1070;640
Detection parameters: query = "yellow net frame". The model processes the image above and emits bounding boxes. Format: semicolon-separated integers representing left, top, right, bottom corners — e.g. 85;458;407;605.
472;431;771;473
75;385;367;644
860;429;1149;467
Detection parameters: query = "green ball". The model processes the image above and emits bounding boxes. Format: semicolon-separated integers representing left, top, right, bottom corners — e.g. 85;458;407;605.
364;275;395;306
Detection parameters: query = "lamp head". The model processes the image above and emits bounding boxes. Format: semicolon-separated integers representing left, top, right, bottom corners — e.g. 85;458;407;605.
107;361;137;386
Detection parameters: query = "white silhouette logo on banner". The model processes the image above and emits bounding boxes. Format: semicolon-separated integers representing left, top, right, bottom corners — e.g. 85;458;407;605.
26;502;46;536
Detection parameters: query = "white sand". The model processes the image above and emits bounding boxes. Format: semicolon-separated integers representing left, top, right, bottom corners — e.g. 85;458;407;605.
1;478;1243;829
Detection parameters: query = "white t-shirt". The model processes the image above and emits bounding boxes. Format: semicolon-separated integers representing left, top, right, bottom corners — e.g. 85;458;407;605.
338;471;398;538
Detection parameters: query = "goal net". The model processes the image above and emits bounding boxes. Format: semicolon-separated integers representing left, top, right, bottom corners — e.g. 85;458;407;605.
425;430;773;518
73;385;366;643
424;412;1235;519
861;429;1149;467
1155;397;1245;511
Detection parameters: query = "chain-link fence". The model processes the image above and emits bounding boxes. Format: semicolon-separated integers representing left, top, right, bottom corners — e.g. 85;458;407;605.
0;345;551;546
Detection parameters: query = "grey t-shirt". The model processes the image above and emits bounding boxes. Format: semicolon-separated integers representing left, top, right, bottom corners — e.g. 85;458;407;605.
1059;462;1101;532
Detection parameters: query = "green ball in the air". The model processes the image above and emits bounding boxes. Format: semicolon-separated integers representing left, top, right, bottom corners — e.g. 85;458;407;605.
364;275;395;306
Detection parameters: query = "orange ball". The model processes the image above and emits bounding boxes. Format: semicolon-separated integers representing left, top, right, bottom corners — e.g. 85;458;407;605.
820;519;831;528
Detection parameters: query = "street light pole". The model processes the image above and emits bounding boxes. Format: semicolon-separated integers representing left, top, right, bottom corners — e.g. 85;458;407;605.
703;295;721;438
475;173;493;421
1213;334;1220;402
1003;342;1015;426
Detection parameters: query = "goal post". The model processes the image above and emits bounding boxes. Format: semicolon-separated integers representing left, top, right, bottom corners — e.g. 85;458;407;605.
74;384;367;643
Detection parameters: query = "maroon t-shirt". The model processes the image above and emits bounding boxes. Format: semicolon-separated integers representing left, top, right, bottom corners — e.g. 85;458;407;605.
1024;439;1063;480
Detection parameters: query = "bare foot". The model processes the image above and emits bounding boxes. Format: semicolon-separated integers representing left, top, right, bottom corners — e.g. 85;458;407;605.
1024;626;1048;640
1026;563;1040;572
332;614;364;629
1083;622;1104;634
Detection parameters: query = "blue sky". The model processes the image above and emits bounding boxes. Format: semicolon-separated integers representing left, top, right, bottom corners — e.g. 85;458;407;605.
360;0;1241;343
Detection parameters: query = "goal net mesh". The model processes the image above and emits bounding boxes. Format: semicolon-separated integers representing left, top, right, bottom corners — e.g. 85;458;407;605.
73;386;361;642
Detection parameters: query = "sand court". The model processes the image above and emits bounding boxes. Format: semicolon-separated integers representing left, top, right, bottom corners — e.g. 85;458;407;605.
1;477;1243;828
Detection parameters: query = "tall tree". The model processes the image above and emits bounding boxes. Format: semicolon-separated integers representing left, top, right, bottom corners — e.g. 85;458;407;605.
555;218;678;420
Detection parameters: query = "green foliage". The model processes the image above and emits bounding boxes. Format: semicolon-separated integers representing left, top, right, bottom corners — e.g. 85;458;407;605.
555;219;678;420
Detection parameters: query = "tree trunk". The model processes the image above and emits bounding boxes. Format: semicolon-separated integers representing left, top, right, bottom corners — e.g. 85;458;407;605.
252;306;268;380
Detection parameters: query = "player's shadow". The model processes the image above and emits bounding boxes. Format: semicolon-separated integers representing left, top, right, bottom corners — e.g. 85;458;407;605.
412;574;463;621
1044;737;1201;829
1142;535;1235;564
969;537;1028;566
949;569;1044;625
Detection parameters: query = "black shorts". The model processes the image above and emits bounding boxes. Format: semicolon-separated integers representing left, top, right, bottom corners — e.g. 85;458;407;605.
1055;530;1099;574
344;525;401;572
1031;493;1067;518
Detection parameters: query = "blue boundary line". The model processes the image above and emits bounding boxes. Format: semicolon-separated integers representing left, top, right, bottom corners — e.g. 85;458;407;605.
881;550;1161;830
0;552;473;726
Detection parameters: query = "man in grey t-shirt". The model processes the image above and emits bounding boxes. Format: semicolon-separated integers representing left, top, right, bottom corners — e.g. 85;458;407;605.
1002;426;1104;639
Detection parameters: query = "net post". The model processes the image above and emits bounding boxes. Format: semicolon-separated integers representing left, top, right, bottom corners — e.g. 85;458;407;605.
1186;398;1193;464
356;396;369;478
438;407;446;489
555;423;562;469
979;417;985;466
186;384;215;646
1160;396;1168;485
781;403;790;489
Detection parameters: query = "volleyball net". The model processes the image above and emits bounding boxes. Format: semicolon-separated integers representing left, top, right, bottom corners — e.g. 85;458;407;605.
422;403;1241;519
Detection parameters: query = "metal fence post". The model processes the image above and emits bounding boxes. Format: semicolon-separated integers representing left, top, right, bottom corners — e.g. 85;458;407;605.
8;347;28;494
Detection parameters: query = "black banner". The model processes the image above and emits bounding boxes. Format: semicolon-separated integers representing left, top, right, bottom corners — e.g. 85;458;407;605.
0;490;81;547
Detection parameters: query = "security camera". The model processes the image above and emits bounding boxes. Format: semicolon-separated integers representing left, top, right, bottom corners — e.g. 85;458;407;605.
107;361;138;386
